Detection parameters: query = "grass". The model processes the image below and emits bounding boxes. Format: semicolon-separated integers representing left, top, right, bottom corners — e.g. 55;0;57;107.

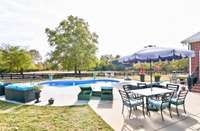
0;101;113;131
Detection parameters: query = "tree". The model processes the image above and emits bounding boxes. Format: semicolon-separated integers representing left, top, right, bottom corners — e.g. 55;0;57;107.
29;49;42;64
95;55;126;71
0;49;6;72
45;15;98;74
96;55;113;70
133;59;189;73
0;44;33;73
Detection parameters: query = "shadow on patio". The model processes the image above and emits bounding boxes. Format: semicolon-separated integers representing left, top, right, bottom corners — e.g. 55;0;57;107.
121;109;198;131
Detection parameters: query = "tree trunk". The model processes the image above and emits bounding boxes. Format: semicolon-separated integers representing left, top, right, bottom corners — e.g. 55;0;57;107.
74;65;77;75
20;68;24;79
78;70;81;79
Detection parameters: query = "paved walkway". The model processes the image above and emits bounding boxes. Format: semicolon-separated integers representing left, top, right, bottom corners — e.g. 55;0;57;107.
0;81;200;131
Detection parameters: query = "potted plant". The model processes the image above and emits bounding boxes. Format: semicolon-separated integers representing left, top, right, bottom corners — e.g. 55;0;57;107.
48;98;54;105
154;72;161;82
154;65;161;82
140;74;145;82
33;85;42;103
139;66;145;82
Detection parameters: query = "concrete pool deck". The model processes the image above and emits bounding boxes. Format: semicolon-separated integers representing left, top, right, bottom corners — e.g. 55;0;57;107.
0;81;200;131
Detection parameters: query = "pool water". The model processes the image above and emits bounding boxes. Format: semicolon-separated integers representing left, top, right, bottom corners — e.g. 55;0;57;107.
39;79;119;87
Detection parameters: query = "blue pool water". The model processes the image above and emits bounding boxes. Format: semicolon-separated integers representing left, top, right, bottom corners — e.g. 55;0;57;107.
39;79;119;87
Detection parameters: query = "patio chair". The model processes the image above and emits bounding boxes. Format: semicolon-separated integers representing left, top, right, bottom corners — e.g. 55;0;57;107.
170;90;188;116
148;82;164;88
78;84;92;100
148;92;173;120
137;83;147;89
101;86;113;100
166;84;179;97
119;89;145;118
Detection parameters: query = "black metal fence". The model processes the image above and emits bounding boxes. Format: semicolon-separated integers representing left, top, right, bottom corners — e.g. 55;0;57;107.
0;73;93;80
0;71;187;80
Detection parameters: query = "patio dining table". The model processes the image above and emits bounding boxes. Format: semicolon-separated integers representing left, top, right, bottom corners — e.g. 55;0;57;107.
131;87;174;114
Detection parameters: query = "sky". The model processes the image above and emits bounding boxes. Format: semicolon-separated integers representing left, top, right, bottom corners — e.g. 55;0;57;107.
0;0;200;59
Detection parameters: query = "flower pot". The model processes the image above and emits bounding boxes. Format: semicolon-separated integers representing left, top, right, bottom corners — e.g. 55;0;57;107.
48;98;54;105
154;76;160;82
35;90;41;103
140;74;145;82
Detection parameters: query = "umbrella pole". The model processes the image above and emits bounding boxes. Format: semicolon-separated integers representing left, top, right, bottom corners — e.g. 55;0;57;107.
150;60;153;91
150;60;152;84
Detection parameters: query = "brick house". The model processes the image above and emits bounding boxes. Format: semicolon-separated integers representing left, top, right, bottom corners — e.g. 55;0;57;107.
182;32;200;92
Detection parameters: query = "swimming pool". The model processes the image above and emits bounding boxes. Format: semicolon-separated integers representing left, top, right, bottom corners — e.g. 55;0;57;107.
39;79;119;87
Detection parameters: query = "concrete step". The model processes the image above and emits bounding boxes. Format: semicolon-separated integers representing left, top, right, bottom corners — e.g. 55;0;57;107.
190;84;200;93
192;84;200;87
193;86;200;88
194;84;200;86
191;88;200;93
192;86;200;89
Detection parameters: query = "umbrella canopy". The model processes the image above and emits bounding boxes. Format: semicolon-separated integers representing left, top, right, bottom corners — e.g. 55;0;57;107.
119;45;194;83
119;45;194;63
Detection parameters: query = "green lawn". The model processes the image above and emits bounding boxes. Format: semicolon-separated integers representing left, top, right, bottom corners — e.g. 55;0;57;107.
0;101;113;131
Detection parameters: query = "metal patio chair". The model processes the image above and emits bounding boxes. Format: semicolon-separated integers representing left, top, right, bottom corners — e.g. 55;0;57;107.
119;89;145;119
148;92;173;120
170;90;188;116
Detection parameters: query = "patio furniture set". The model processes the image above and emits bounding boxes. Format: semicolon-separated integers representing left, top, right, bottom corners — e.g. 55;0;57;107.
78;84;113;100
119;83;188;120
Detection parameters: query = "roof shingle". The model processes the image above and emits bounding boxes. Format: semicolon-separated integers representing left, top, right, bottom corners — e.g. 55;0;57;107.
181;32;200;44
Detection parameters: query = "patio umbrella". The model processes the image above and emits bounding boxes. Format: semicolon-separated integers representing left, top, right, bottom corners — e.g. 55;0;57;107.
119;45;194;84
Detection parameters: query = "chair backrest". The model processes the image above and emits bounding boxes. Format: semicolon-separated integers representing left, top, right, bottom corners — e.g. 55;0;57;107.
177;90;188;102
122;85;135;98
123;86;142;99
149;82;164;88
119;90;130;105
79;85;92;92
101;86;112;94
166;84;179;92
123;84;138;90
137;83;147;89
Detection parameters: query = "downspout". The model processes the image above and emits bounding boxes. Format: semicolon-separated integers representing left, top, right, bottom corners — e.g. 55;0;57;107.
199;50;200;82
188;43;192;76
